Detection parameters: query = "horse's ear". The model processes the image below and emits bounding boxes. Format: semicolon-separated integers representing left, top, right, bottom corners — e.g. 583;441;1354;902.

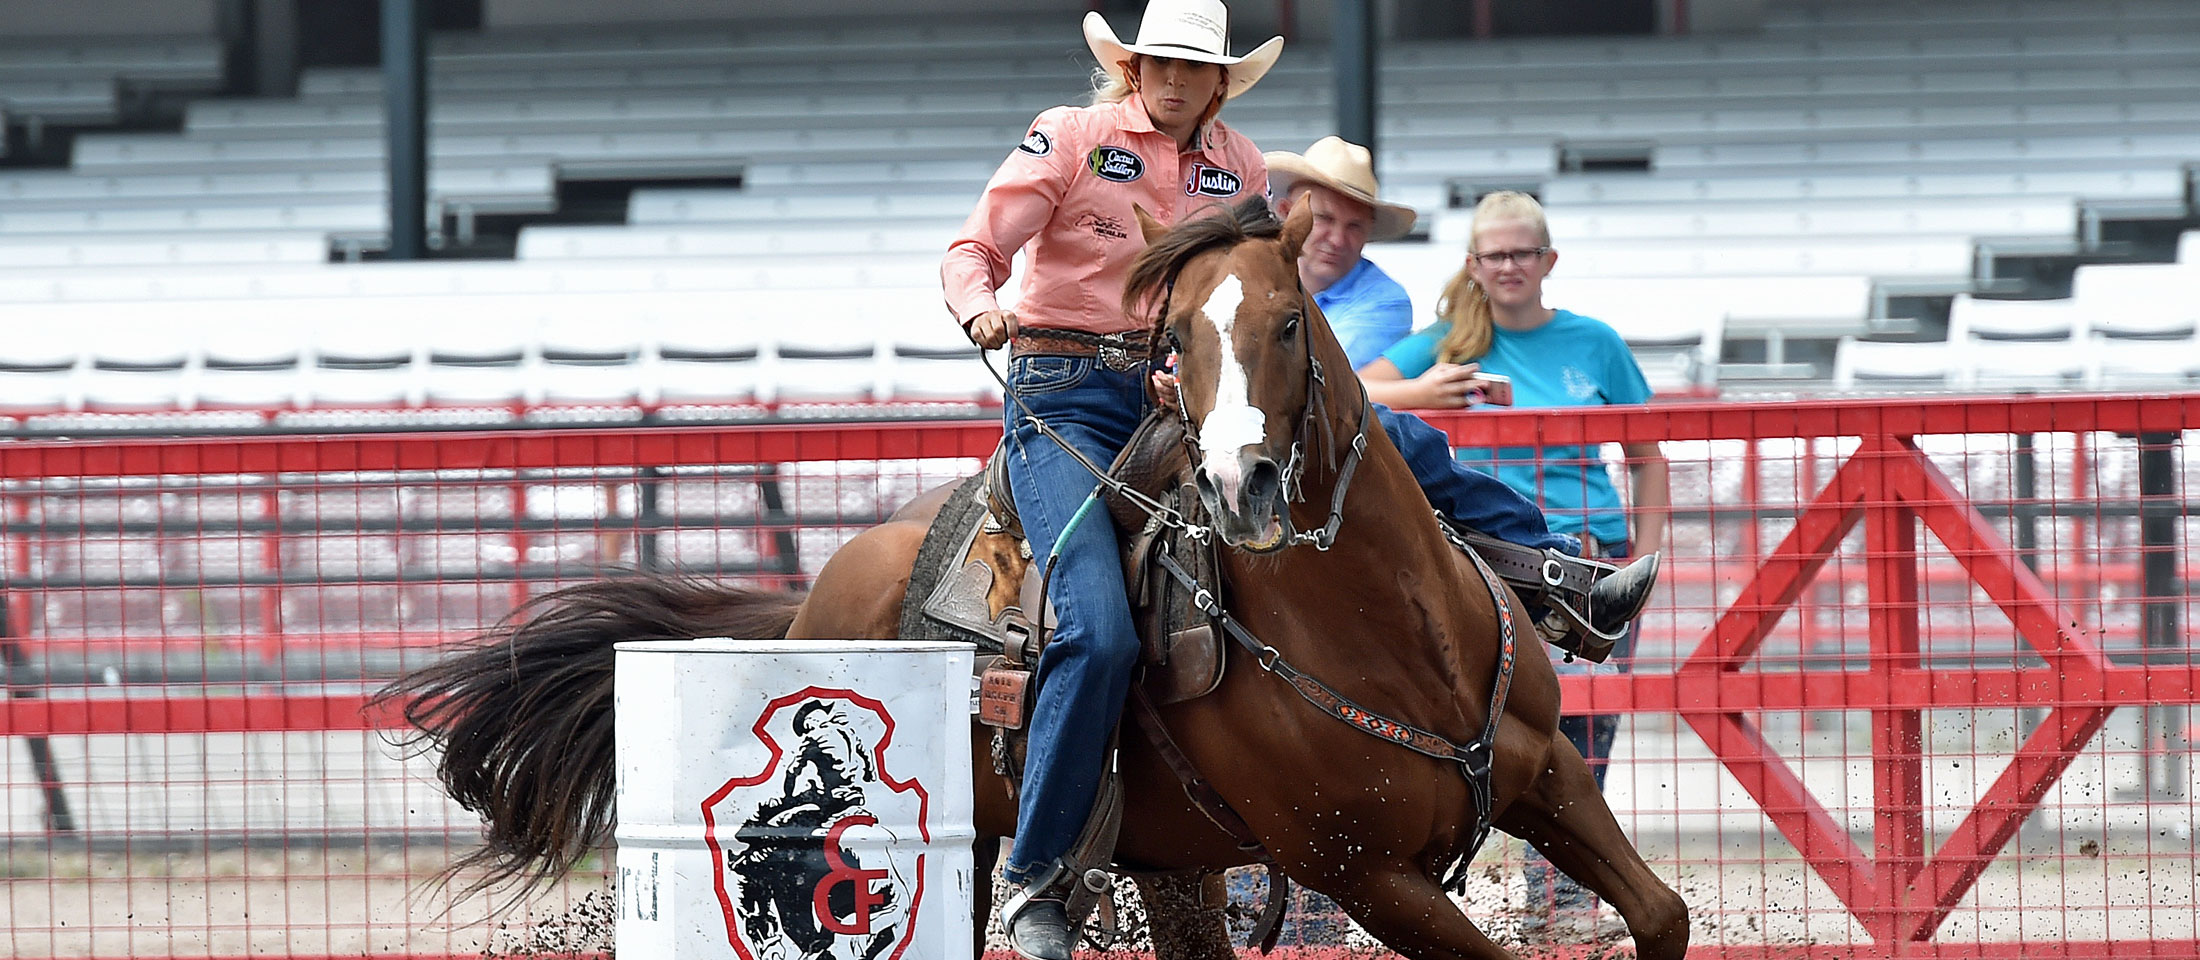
1133;205;1170;245
1279;199;1313;262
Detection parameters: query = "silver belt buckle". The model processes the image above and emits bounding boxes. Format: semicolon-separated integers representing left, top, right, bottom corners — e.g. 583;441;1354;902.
1098;341;1136;372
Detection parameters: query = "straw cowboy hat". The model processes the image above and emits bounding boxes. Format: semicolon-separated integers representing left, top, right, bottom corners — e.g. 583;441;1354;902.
1264;136;1419;241
1083;0;1284;101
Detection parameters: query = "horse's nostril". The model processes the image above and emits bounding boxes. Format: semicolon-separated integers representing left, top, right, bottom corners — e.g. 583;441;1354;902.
1244;460;1280;504
1195;470;1218;500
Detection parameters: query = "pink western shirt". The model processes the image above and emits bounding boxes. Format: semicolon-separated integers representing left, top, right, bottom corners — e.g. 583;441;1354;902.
940;96;1270;336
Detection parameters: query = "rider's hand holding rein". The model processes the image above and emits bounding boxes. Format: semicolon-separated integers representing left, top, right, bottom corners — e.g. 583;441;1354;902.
966;309;1019;350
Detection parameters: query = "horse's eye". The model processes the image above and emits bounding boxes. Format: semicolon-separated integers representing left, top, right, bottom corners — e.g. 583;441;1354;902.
1280;312;1302;341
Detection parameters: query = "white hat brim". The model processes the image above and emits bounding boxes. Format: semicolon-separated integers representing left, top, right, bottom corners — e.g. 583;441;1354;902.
1082;12;1283;100
1264;152;1419;241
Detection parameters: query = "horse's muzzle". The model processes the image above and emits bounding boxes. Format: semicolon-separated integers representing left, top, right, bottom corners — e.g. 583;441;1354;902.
1196;454;1286;552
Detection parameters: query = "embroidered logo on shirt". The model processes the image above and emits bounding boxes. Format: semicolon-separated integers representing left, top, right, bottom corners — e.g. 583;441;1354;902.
1086;146;1145;183
1018;129;1052;157
1075;212;1130;240
1184;163;1243;198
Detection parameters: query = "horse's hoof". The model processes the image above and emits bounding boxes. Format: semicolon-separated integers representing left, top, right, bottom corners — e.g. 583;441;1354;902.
1521;907;1629;944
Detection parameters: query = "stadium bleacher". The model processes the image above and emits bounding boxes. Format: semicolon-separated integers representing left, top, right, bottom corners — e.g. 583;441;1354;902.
0;0;2193;419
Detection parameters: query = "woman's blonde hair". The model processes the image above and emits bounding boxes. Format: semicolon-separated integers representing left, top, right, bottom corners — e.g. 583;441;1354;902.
1433;190;1553;364
1090;55;1228;129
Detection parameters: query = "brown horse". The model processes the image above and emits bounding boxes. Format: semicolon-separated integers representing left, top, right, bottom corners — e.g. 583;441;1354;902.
381;199;1688;960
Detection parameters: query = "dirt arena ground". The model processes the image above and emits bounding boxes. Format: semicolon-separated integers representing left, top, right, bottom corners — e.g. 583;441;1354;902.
4;832;2194;957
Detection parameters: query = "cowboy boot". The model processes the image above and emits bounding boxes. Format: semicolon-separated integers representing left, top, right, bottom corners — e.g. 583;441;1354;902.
1532;552;1660;663
1587;551;1659;638
999;861;1078;960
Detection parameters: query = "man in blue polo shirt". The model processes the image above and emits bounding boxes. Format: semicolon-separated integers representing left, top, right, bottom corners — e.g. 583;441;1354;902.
1266;137;1418;370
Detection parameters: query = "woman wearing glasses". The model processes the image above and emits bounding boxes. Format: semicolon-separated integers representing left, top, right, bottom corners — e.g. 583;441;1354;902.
1360;190;1669;940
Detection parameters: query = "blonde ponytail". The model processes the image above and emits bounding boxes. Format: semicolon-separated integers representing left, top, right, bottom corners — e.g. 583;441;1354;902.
1433;270;1494;364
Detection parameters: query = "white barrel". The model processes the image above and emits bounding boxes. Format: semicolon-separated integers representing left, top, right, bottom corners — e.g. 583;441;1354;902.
615;638;975;960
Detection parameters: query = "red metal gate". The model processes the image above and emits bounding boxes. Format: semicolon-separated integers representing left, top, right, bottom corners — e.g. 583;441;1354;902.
0;394;2192;958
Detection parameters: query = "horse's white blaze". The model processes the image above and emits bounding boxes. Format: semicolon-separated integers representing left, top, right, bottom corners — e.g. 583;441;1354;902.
1195;271;1266;511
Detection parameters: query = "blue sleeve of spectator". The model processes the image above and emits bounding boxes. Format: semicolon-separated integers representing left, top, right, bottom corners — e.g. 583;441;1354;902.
1602;327;1655;404
1380;323;1447;379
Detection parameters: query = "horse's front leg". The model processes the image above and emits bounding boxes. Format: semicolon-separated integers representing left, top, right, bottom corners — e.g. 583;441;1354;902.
1493;735;1690;960
1329;864;1519;960
1134;872;1235;960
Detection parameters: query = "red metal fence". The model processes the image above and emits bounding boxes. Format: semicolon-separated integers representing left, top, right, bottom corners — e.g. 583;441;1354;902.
0;394;2193;958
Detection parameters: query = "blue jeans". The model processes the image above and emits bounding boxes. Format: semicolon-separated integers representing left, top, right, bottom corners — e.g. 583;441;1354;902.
998;354;1151;882
1526;542;1637;912
1374;404;1579;555
997;366;1579;882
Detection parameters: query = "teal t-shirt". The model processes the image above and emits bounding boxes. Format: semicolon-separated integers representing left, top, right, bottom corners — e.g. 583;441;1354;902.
1379;309;1652;545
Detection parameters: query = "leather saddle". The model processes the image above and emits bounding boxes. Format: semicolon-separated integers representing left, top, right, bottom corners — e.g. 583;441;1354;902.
897;410;1224;732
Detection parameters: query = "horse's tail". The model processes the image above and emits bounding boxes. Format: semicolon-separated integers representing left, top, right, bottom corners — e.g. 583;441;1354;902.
374;573;807;902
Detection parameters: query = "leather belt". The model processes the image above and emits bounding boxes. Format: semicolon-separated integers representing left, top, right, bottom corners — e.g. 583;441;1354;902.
1010;329;1152;372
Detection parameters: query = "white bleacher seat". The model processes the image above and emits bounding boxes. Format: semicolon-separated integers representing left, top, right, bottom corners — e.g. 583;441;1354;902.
1966;339;2089;391
532;355;646;406
80;368;189;412
301;363;418;409
0;77;119;124
1544;237;1977;279
426;309;535;366
2070;263;2199;340
184;95;1037;143
421;360;529;406
1541;169;2189;207
193;365;300;410
885;310;1002;403
1542;275;1875;330
532;300;649;405
1610;306;1724;394
2089;334;2200;389
1832;338;1957;390
650;311;765;405
886;351;1001;403
741;158;997;190
0;200;387;235
1652;131;2200;175
0;37;224;87
515;224;959;261
1948;296;2081;342
1509;197;2079;245
200;314;306;371
773;314;885;404
2181;231;2200;264
0;232;329;268
0;322;82;411
309;303;424;368
0;165;537;203
626;188;973;226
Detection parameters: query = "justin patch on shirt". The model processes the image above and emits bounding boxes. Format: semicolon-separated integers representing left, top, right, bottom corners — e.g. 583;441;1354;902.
1185;163;1243;198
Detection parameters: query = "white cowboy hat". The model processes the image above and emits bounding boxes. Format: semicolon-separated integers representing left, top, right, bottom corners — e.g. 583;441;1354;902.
1264;136;1419;241
1083;0;1284;101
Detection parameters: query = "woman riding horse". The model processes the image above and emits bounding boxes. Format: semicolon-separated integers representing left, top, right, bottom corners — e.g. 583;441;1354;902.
380;200;1691;960
942;4;1658;956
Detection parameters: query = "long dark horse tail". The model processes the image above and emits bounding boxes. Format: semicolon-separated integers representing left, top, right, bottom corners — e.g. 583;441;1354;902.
374;574;807;900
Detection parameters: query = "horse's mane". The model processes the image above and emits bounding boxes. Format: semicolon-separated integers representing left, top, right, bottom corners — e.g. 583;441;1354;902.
1121;197;1283;320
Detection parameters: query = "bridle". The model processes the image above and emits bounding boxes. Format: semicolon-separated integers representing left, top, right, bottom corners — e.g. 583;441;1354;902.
1150;272;1372;552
